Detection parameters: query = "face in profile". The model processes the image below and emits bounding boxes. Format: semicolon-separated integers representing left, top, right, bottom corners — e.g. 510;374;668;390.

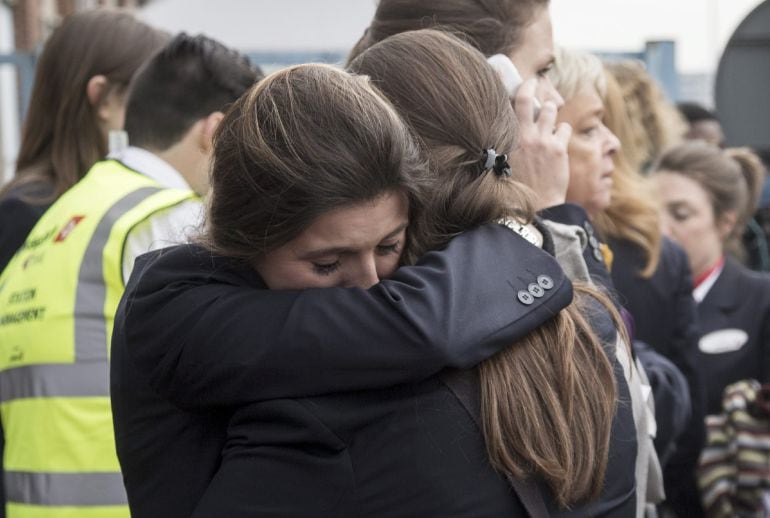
558;88;619;216
508;6;563;106
255;191;409;290
653;171;726;277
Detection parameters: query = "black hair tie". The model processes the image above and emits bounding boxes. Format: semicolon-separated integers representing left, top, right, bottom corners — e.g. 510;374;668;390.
481;148;512;177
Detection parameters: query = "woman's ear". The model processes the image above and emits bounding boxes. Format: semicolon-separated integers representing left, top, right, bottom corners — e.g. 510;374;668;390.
199;111;225;152
86;75;109;109
87;74;121;126
717;209;738;240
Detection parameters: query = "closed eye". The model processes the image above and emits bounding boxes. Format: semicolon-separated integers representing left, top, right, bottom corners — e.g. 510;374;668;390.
312;261;340;276
376;242;401;256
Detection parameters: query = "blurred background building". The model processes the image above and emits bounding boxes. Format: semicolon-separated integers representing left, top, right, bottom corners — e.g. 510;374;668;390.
0;0;768;182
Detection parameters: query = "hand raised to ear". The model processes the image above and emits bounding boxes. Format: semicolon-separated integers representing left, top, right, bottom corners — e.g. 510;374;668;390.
513;79;572;211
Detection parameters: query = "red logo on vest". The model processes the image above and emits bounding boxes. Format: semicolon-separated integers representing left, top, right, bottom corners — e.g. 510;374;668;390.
54;216;86;243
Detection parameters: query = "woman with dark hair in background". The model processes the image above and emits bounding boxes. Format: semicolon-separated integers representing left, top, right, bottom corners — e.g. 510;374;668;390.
0;9;167;271
183;30;636;517
652;142;770;418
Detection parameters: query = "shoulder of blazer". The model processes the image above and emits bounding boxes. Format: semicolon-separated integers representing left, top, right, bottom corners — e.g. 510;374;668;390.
704;257;770;312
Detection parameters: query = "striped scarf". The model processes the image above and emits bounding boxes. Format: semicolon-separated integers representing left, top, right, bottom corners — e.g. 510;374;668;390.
698;379;770;517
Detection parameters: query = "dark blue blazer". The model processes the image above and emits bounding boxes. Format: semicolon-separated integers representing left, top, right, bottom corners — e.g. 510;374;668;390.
190;301;637;517
111;225;576;517
0;181;54;273
697;256;770;415
609;237;706;517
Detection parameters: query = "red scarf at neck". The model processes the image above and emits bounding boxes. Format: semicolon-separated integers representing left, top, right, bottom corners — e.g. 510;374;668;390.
693;256;725;289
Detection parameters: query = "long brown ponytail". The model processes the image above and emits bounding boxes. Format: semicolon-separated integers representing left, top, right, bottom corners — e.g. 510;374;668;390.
349;29;619;507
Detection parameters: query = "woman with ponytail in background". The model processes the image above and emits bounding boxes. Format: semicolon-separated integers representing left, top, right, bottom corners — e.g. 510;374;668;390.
652;143;770;416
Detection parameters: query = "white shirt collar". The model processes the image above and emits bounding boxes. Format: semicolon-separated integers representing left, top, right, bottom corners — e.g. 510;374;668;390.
108;146;191;191
693;262;725;303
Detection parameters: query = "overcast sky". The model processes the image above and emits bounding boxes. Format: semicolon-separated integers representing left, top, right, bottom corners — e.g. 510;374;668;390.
139;0;765;73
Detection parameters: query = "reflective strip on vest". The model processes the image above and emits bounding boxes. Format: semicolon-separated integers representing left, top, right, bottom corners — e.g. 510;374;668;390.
0;187;161;404
0;362;107;402
74;186;162;363
1;185;163;509
5;471;128;506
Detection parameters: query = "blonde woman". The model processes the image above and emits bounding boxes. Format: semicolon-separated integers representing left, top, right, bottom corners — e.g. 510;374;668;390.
550;47;705;517
603;60;687;174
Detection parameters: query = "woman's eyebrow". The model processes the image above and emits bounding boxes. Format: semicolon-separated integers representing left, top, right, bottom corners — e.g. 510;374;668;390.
299;221;409;259
382;221;409;240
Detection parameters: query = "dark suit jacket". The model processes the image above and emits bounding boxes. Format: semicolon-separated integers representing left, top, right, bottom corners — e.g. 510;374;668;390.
539;203;614;289
609;237;706;517
0;180;54;518
697;256;770;415
609;237;704;452
190;299;638;517
111;224;575;517
0;181;54;273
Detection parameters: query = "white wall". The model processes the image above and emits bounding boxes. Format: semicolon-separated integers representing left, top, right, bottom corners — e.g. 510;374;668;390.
0;4;21;185
139;0;764;73
139;0;378;52
551;0;764;73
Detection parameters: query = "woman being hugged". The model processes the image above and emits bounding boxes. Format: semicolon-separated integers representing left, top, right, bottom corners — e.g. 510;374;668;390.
190;30;635;517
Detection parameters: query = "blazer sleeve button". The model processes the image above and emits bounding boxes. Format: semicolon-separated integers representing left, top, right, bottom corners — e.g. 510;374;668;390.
528;283;545;298
518;290;535;305
537;275;554;290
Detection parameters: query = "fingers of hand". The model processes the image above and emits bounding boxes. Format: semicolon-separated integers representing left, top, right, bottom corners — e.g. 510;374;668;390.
554;122;572;144
536;101;558;134
514;78;538;123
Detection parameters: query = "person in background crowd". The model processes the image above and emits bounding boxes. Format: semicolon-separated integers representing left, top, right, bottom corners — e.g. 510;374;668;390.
677;101;725;149
600;59;706;518
0;10;164;518
604;60;686;174
677;102;770;271
723;148;770;271
176;31;635;516
652;142;770;420
0;10;167;272
747;150;770;271
0;33;259;517
548;47;620;222
113;33;262;279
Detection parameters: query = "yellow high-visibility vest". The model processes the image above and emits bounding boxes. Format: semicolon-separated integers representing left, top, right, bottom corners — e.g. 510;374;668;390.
0;160;198;518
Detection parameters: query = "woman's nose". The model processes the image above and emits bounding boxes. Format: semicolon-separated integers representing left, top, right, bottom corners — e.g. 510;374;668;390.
348;257;380;289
